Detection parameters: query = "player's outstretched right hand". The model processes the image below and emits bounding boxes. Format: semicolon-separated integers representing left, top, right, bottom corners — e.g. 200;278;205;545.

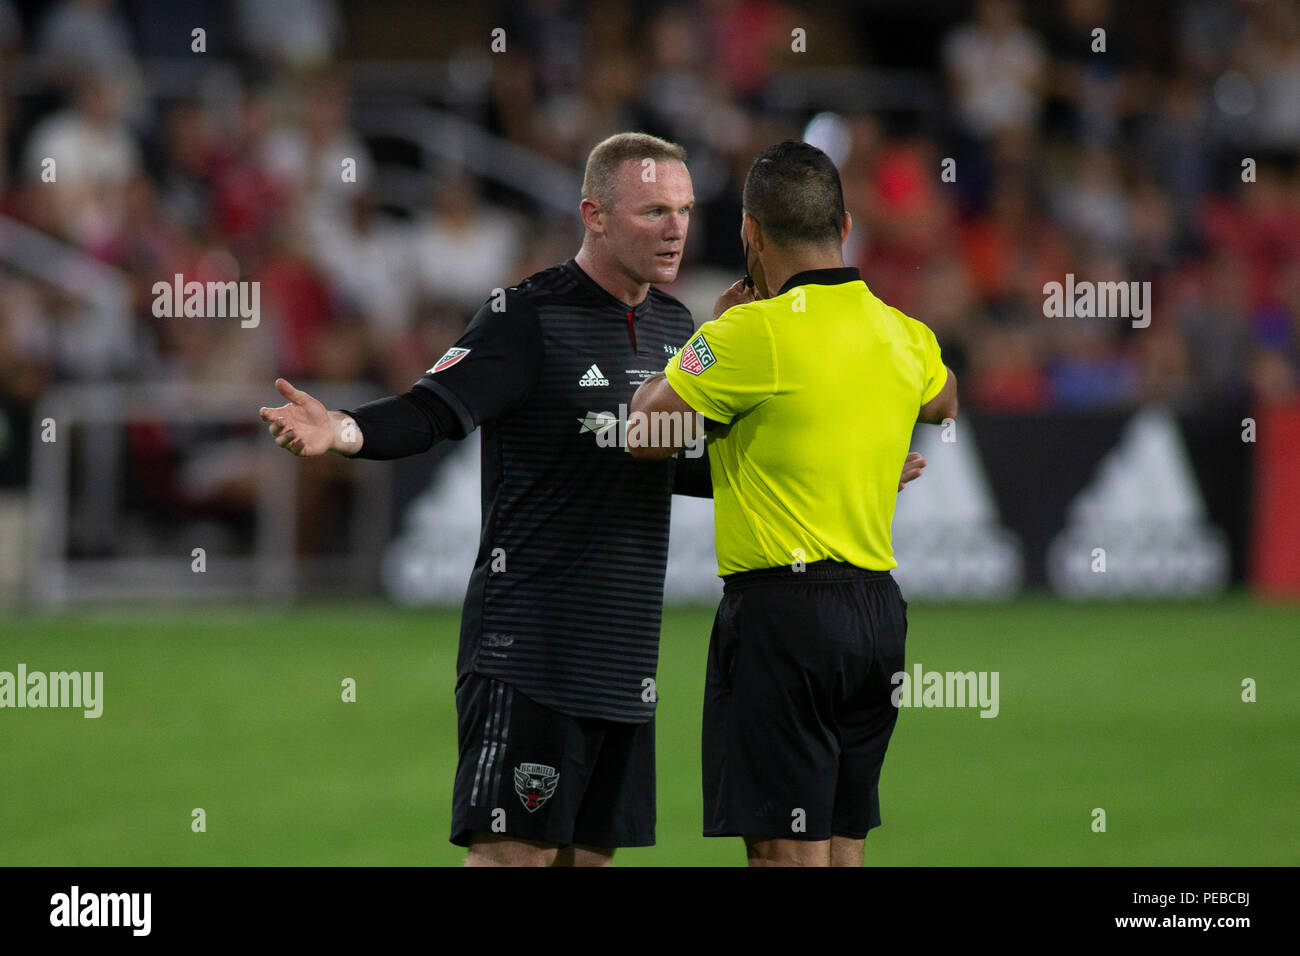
259;378;334;457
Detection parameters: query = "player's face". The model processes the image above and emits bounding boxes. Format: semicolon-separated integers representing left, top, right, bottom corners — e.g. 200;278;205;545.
603;160;694;286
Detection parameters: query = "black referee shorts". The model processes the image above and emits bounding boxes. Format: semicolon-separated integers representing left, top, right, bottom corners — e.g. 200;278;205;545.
702;561;908;842
449;673;655;849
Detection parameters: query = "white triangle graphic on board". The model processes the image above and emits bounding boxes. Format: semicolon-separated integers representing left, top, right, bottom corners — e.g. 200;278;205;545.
892;421;1023;600
1047;407;1228;597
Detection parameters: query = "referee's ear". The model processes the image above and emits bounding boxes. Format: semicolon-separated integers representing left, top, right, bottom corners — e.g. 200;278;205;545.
741;212;762;250
840;211;852;245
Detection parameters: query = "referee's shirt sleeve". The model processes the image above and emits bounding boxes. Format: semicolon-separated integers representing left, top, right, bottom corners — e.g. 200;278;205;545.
411;293;543;437
662;305;776;424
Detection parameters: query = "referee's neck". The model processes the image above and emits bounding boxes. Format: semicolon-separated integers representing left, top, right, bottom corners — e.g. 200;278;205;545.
762;252;846;299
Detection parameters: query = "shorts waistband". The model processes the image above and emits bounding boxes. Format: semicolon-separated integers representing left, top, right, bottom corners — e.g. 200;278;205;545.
721;560;893;592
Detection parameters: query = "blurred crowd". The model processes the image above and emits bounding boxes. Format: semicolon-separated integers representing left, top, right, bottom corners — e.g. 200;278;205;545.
1;0;1298;493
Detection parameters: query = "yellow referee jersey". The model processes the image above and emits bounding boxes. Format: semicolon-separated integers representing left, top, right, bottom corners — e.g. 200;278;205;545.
664;267;946;575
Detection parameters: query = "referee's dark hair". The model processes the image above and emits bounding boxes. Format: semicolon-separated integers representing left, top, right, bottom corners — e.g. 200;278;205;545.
742;140;846;247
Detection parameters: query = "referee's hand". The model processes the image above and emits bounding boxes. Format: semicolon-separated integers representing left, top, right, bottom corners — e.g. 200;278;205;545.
898;451;927;491
259;378;336;457
713;278;758;319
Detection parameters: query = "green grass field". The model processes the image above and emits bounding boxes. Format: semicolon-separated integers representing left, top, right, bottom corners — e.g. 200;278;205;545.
2;596;1296;866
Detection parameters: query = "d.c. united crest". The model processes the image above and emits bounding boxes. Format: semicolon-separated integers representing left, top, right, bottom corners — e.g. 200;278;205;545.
514;762;559;812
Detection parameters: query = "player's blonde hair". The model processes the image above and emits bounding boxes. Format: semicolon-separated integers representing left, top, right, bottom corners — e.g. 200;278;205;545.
581;132;687;209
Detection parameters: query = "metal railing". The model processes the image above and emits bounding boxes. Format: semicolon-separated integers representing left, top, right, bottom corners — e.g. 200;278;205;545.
26;383;392;606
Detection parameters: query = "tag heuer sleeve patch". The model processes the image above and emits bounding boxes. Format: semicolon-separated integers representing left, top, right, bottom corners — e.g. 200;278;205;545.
678;334;716;376
428;347;470;374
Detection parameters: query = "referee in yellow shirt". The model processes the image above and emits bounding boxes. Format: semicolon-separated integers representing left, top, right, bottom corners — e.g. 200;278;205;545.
630;140;957;866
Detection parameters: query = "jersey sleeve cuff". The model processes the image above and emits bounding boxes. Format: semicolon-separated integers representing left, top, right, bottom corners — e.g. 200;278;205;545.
920;368;947;407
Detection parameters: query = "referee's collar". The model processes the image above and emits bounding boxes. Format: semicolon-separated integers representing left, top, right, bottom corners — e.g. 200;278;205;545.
776;266;861;297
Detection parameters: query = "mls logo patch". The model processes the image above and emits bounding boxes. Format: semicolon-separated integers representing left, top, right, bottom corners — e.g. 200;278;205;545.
428;347;470;374
514;762;559;812
679;334;715;376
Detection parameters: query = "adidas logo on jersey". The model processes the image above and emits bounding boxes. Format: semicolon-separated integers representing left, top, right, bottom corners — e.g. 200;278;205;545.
578;364;610;387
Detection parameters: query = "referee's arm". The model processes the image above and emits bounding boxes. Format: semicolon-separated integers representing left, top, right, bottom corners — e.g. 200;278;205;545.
628;373;705;460
635;361;959;436
917;367;958;424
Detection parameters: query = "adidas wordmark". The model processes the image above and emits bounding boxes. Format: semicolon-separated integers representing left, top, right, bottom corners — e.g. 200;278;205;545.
578;364;610;387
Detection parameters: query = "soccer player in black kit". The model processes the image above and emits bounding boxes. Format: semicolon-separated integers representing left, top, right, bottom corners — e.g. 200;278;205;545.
259;133;706;866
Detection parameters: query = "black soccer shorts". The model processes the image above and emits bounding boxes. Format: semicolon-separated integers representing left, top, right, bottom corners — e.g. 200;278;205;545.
449;673;655;849
701;560;909;842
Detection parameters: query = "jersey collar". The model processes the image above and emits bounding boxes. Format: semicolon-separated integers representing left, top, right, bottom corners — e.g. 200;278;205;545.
775;266;861;297
565;258;656;318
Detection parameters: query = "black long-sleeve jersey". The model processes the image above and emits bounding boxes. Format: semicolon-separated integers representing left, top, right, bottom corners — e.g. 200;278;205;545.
409;259;700;722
